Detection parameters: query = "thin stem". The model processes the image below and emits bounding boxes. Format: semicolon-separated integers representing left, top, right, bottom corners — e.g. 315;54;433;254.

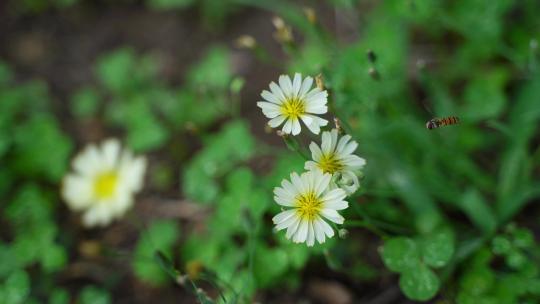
281;134;310;160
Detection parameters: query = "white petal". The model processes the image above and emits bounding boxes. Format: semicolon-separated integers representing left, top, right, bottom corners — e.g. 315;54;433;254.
282;119;293;134
306;222;315;247
321;131;332;154
101;138;121;169
261;90;281;104
318;218;335;238
274;187;295;202
329;129;339;152
72;145;101;176
280;179;297;197
291;118;301;136
320;209;344;224
286;217;301;239
314;171;332;197
257;102;281;119
290;172;305;194
62;175;93;211
322;188;347;205
269;81;286;101
313;219;326;244
336;135;352;154
276;213;299;231
294;220;309;243
324;199;349;211
305;104;327;114
268;115;286;128
299;76;314;97
304;161;318;171
279;75;294;97
299;114;313;127
273;209;296;224
306;88;328;101
341;140;359;156
309;142;323;162
342;155;366;168
292;73;302;96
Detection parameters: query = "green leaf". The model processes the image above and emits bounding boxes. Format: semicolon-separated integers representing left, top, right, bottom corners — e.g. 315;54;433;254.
512;227;534;249
399;264;440;301
460;269;495;299
78;286;111;304
420;227;455;268
381;237;420;273
1;270;30;304
133;220;180;286
491;236;512;255
147;0;194;10
13;115;73;181
462;69;508;122
459;189;497;234
183;120;255;203
253;245;289;288
41;244;67;273
49;288;70;304
187;47;231;90
96;48;137;93
71;87;100;118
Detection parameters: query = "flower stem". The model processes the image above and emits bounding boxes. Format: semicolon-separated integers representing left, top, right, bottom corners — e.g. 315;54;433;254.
281;134;310;160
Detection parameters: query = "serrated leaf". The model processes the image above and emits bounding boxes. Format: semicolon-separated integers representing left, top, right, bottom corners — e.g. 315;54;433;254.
421;227;455;268
381;237;420;273
399;264;440;301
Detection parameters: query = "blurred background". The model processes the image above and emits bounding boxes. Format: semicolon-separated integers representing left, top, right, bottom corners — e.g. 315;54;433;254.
1;0;540;303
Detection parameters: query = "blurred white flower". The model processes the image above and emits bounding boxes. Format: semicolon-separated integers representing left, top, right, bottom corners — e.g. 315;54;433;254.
305;129;366;195
257;73;328;135
272;170;348;246
62;139;146;228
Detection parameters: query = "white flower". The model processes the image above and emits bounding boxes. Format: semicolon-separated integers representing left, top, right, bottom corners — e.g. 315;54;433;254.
61;139;146;228
272;170;348;246
257;73;328;135
305;129;366;195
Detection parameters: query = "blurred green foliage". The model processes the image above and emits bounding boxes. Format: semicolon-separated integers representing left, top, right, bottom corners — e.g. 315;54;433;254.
2;0;540;303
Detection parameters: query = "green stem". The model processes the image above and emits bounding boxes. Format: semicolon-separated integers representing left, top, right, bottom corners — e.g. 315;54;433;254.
347;203;389;239
282;135;309;160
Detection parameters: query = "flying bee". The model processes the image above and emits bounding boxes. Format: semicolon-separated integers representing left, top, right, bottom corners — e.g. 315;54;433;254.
425;116;460;130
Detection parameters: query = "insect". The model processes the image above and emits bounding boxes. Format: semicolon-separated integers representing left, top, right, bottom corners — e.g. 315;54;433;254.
425;116;460;130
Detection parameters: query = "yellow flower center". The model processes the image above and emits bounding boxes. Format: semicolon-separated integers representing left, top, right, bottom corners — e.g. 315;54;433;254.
94;171;118;199
280;97;305;119
318;153;344;174
295;191;322;221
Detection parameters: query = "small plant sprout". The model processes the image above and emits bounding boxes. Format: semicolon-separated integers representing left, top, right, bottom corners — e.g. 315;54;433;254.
272;170;348;246
257;73;328;135
61;138;146;227
305;129;366;195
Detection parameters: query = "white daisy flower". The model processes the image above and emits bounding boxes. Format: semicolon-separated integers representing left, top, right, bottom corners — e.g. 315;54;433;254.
61;139;146;228
305;129;366;195
257;73;328;135
272;170;348;246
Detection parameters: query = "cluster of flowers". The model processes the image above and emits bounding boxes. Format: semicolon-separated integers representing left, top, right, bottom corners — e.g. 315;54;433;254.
258;73;366;246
